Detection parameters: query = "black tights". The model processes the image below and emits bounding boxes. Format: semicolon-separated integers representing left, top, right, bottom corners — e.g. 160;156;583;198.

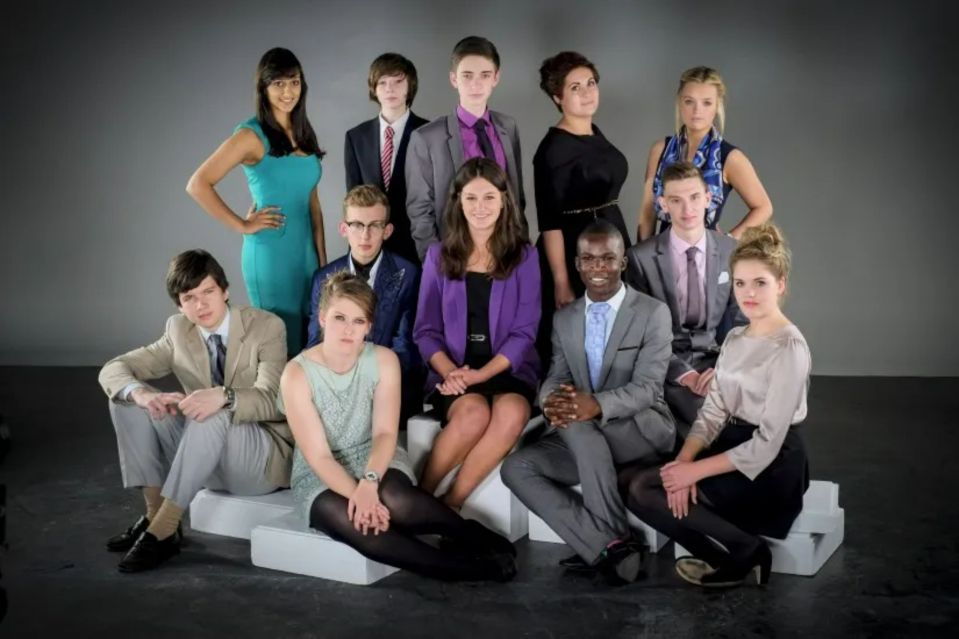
309;470;510;581
624;466;762;568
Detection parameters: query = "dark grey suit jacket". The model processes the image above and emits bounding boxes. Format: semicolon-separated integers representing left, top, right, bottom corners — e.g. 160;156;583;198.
626;230;746;382
541;285;676;455
404;110;526;260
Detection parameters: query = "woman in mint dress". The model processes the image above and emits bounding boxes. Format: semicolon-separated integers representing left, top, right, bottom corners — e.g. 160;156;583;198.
279;272;517;582
188;48;328;356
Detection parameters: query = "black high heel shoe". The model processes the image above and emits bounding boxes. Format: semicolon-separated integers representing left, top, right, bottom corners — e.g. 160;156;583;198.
699;542;772;588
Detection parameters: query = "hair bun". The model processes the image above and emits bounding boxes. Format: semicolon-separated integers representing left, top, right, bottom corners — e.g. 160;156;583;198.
739;223;784;252
731;222;791;281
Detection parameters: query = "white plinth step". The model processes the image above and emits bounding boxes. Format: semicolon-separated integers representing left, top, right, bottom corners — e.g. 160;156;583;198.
673;480;845;576
188;488;295;540
251;513;399;585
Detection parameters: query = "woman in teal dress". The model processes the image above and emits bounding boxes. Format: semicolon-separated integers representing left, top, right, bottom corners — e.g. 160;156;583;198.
187;48;328;356
279;272;517;582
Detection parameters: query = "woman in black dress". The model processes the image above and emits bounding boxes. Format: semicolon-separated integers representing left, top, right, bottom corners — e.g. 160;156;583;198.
533;52;630;364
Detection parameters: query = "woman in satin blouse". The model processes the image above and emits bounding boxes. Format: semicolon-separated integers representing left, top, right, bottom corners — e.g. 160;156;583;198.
626;223;811;588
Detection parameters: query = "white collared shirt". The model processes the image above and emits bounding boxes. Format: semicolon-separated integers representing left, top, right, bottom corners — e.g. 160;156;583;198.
197;307;231;361
348;250;384;287
583;282;627;349
379;109;410;176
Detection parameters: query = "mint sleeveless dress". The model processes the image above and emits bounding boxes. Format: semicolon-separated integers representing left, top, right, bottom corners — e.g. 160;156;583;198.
281;344;414;523
235;117;322;356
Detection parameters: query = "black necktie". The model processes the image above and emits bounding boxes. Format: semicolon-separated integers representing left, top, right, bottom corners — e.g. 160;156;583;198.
207;334;226;386
472;119;496;161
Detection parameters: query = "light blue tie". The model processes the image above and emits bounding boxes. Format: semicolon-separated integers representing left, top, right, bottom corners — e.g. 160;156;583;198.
585;302;610;391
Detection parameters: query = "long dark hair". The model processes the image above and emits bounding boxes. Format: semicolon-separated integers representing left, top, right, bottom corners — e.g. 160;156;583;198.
255;48;324;158
440;158;528;280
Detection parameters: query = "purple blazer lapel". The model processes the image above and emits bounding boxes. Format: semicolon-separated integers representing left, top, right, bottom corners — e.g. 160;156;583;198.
445;276;467;365
488;276;505;347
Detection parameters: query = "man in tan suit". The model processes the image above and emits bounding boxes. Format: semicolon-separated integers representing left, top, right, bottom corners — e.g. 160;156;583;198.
98;249;293;572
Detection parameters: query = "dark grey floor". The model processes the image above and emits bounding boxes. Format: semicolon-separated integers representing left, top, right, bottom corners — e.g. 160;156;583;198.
0;368;957;638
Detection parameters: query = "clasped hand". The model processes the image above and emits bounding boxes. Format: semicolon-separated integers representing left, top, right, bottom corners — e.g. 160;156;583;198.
436;365;486;396
348;480;390;535
542;383;600;427
132;387;226;422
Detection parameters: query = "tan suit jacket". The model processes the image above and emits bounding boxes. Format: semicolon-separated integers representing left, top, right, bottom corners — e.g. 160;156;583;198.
98;305;293;487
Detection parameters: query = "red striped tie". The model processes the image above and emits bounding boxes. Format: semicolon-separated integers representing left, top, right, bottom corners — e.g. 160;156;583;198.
381;125;394;191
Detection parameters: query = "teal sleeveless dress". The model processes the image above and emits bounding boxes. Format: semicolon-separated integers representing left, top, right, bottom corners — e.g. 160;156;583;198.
235;117;322;356
279;344;415;523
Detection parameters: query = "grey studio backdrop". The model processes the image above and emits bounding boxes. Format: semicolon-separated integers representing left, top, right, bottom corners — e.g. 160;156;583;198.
1;0;956;375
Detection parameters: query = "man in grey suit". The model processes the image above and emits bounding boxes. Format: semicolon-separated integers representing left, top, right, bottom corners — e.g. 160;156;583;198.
502;221;675;584
627;162;746;428
405;36;526;260
98;250;292;572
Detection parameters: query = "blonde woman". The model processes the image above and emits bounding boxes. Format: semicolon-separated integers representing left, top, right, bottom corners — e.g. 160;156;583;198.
626;224;810;588
280;272;516;581
637;67;772;241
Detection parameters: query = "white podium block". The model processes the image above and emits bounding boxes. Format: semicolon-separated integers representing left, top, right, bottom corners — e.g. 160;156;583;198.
251;513;399;585
527;484;669;553
406;414;543;542
673;480;845;577
189;489;295;540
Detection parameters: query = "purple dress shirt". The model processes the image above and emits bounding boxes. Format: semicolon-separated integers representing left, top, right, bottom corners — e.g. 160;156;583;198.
414;242;541;390
456;105;507;171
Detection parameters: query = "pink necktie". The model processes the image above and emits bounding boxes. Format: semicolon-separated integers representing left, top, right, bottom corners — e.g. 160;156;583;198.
381;125;394;190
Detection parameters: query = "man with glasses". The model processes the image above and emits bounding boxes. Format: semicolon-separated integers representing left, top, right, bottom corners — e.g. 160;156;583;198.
307;185;422;421
502;220;675;585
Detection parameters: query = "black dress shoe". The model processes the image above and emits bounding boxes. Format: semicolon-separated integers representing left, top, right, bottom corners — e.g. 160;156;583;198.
558;553;595;572
117;532;181;573
107;518;183;553
105;516;150;552
596;540;646;585
443;520;517;559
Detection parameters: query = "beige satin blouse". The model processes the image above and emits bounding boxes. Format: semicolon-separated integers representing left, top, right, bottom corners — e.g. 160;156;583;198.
688;324;811;480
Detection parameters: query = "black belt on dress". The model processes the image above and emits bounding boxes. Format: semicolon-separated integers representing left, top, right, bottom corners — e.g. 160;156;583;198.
560;199;619;216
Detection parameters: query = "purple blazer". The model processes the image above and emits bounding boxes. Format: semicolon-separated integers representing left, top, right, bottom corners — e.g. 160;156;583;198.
414;243;542;391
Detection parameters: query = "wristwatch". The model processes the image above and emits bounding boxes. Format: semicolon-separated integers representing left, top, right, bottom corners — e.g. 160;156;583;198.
223;386;236;410
362;469;381;483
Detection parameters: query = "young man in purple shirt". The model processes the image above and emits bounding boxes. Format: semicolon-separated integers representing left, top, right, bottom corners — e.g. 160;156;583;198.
405;36;526;260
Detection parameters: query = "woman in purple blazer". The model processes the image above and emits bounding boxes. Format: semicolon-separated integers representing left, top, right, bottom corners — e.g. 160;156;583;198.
414;158;541;509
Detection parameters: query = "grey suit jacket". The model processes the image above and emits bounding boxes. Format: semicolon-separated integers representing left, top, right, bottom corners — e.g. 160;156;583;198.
405;110;526;260
98;305;294;487
541;285;676;454
626;230;746;382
